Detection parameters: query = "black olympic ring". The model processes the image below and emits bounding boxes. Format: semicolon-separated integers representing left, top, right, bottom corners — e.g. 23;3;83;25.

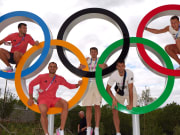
57;8;130;78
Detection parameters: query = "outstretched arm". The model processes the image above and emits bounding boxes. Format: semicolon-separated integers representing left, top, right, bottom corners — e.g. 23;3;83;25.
145;26;169;34
61;77;82;89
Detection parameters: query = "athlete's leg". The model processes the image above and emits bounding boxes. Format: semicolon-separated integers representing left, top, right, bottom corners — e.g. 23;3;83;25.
55;98;68;130
14;51;23;66
165;44;180;65
0;48;11;66
176;39;180;52
112;109;120;133
94;105;101;127
86;106;92;127
39;104;49;135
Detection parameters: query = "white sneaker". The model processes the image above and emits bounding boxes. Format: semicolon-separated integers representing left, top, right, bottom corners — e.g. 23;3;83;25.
116;133;121;135
56;128;64;135
1;66;13;72
87;127;92;135
94;127;99;135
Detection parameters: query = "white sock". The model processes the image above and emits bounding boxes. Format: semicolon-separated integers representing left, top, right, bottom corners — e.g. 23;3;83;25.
94;127;99;135
87;127;91;135
116;132;121;135
60;130;64;135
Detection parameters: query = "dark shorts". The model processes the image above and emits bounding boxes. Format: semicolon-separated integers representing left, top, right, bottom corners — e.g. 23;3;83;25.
8;52;16;64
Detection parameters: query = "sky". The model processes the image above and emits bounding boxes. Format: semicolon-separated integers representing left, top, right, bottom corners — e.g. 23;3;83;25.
0;0;180;110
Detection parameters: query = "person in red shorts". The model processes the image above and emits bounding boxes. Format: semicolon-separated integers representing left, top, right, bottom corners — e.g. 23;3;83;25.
28;62;82;135
0;23;39;72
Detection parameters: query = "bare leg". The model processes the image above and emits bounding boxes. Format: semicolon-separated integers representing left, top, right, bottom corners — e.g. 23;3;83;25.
165;44;180;65
14;51;23;67
112;109;120;133
55;99;68;130
94;105;101;127
39;104;49;135
0;48;11;66
86;106;92;127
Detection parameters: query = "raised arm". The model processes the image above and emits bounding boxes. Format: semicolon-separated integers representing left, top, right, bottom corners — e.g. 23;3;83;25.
145;26;169;34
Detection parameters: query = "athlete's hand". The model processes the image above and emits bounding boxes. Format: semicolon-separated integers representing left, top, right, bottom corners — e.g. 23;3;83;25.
79;64;86;69
112;98;118;109
4;41;12;46
78;80;82;86
99;63;107;69
126;104;133;110
28;98;34;106
34;41;39;46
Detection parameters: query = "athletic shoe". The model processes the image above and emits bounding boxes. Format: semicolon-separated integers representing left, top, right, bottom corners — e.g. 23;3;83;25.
94;127;99;135
87;127;92;135
116;133;121;135
1;66;13;72
56;128;64;135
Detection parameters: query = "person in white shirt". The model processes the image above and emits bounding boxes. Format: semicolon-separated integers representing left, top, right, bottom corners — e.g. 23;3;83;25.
145;15;180;69
106;60;137;135
79;47;107;135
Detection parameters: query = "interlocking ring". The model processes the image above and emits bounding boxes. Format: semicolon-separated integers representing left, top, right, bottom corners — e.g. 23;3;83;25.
15;40;89;114
0;5;178;115
95;37;175;114
0;11;52;79
136;4;180;77
57;8;130;78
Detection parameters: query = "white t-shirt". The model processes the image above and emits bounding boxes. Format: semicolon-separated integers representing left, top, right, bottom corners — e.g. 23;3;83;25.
169;25;180;39
107;69;137;96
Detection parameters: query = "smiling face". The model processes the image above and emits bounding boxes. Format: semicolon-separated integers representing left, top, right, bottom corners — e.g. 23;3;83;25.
116;62;125;74
170;18;179;31
90;48;98;59
48;62;58;74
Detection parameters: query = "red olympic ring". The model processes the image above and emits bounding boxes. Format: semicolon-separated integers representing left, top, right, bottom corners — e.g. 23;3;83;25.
136;4;180;77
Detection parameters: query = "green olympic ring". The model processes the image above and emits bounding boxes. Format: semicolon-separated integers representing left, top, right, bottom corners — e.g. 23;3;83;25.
95;37;175;114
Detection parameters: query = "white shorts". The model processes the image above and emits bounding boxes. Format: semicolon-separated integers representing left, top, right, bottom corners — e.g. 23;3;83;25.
82;81;102;106
115;93;138;107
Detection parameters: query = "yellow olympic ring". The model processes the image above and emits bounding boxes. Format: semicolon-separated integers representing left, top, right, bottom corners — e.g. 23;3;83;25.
15;40;89;114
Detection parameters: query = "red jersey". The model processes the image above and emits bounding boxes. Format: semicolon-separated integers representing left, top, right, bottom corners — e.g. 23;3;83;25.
3;32;35;54
29;73;77;99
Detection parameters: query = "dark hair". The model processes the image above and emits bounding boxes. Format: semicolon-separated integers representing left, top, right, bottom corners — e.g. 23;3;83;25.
18;23;27;28
116;59;125;65
49;62;57;66
170;16;179;21
90;47;98;53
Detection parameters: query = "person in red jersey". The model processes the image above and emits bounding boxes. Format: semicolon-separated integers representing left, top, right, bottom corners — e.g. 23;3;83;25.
0;23;39;72
28;62;82;135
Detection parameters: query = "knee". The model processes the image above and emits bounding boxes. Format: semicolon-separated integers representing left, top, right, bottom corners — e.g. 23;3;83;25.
165;45;170;52
86;106;92;112
95;105;100;111
63;101;68;110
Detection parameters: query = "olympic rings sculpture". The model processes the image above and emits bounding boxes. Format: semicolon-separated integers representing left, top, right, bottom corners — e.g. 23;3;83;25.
0;4;179;114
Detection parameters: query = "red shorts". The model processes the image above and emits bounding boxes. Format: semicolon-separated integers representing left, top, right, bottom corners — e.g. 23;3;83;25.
38;97;61;109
